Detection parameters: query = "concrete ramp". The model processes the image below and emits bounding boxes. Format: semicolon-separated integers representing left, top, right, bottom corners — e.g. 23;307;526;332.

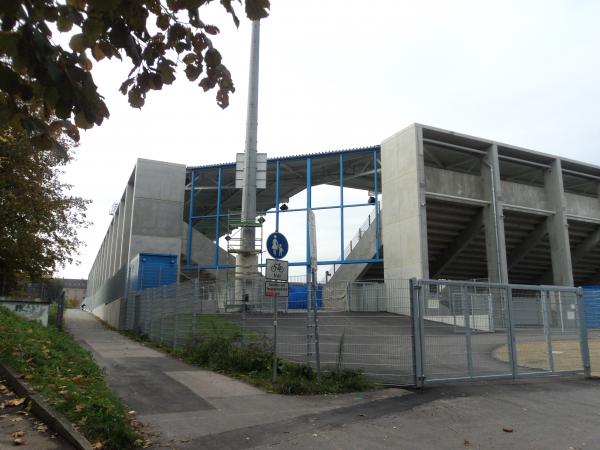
328;211;381;285
181;223;234;280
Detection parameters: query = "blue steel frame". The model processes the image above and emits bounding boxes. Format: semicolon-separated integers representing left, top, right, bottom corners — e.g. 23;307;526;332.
183;147;383;272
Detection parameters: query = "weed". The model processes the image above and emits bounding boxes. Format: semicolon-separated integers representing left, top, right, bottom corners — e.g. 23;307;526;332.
122;314;376;395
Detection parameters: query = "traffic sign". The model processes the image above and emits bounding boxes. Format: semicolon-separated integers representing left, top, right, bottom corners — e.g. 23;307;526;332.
266;259;288;281
266;232;288;259
265;281;288;297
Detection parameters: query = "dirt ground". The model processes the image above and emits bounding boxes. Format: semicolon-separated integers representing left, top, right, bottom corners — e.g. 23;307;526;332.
493;336;600;376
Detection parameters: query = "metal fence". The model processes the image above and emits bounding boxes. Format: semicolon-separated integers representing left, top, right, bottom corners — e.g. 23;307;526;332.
411;279;591;386
123;277;592;386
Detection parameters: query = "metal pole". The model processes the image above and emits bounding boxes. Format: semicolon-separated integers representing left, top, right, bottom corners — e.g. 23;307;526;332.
187;169;196;265
339;154;345;261
505;285;519;379
236;19;261;291
462;286;474;378
56;292;65;331
275;160;280;232
312;268;321;382
541;291;554;372
272;293;278;382
576;287;592;378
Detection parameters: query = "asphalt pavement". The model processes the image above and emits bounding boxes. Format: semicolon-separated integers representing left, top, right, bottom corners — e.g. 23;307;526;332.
65;309;407;450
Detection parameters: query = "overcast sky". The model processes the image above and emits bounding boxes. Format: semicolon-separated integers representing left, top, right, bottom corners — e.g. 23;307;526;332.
57;0;600;280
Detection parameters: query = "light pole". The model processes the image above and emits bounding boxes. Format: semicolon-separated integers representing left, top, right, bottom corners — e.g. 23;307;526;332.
236;20;261;299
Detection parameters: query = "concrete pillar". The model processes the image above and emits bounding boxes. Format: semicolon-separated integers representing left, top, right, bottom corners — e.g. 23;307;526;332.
481;144;509;283
381;124;429;280
120;182;134;267
113;201;124;273
108;216;118;275
544;159;574;286
128;159;186;261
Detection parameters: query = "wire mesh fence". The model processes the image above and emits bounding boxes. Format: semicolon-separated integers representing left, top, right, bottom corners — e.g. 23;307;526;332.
412;280;590;385
123;277;591;386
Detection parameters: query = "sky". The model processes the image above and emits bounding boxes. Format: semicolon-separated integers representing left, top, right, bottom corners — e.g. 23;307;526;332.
57;0;600;280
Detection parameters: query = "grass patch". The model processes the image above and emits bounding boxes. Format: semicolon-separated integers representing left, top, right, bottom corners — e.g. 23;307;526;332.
124;314;376;395
0;306;138;450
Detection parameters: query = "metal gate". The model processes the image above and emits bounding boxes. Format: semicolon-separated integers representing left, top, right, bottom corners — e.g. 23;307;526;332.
410;279;591;386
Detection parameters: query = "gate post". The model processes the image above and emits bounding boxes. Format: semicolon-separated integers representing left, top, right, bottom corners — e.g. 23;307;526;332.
541;291;555;372
462;285;474;378
576;287;592;378
410;278;425;388
505;285;519;379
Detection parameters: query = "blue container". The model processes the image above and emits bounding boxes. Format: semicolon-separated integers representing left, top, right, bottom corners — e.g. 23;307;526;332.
583;286;600;328
128;253;178;292
288;283;323;309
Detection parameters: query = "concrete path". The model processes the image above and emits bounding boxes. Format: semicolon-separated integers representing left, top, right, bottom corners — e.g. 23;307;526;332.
65;309;407;449
0;378;73;449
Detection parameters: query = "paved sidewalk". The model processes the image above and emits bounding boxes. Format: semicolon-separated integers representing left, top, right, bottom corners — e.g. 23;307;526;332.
65;309;407;449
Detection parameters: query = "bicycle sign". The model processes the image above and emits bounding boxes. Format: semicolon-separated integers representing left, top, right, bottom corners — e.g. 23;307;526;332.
265;259;288;281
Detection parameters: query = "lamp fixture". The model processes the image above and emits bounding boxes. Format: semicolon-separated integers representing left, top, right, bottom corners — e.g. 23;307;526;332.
367;190;376;204
280;203;288;211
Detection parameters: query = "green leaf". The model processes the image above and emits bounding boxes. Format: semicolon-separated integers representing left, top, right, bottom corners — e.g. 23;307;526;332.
245;0;270;20
204;25;220;35
204;48;221;67
0;32;20;57
127;87;145;108
184;64;202;82
156;14;170;31
119;78;134;95
57;15;73;32
69;34;86;52
91;44;105;61
74;111;93;129
182;53;197;64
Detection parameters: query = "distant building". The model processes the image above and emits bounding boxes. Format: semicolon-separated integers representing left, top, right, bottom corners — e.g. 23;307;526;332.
59;279;87;306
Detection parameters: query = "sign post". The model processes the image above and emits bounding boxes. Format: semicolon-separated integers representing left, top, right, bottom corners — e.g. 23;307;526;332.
307;210;321;381
265;258;288;383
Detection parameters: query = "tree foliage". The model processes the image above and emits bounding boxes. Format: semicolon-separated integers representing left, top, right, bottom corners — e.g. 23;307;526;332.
0;116;89;295
0;0;270;154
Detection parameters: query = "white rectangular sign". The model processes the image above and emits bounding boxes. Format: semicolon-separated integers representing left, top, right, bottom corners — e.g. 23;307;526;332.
266;259;288;281
265;281;288;297
235;153;267;189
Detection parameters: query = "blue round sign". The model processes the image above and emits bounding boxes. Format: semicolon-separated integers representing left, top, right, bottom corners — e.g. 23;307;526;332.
266;232;289;259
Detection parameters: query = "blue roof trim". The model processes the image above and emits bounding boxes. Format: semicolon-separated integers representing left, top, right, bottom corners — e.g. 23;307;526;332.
186;145;380;171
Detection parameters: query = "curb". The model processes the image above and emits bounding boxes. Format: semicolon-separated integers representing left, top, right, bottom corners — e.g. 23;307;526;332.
0;362;93;450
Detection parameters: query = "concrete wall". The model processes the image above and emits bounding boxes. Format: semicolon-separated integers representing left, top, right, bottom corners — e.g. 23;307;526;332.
85;159;187;327
381;125;428;280
382;123;600;287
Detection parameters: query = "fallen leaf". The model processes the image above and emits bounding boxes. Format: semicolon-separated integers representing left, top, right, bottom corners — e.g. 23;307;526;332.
6;398;26;407
74;403;86;412
13;437;26;446
127;410;136;416
36;424;48;433
12;431;26;438
502;427;514;433
92;441;104;449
